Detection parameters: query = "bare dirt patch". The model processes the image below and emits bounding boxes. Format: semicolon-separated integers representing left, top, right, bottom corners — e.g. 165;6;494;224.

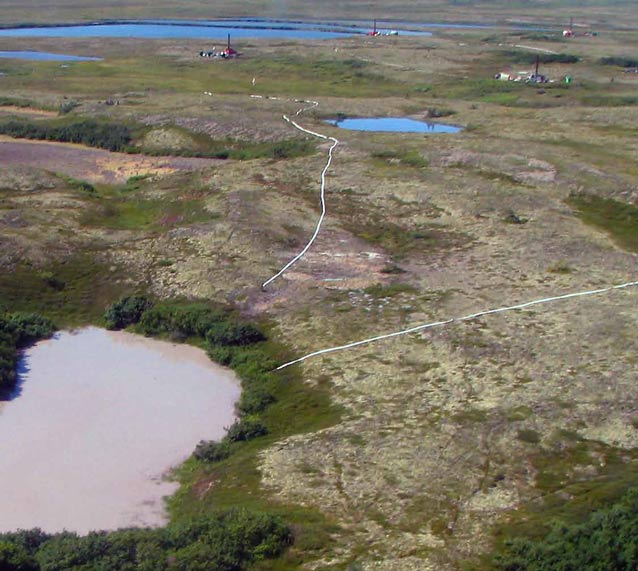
0;137;220;184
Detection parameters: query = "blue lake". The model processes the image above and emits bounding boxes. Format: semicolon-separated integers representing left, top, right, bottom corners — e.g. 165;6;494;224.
0;19;431;40
326;117;463;133
0;50;100;61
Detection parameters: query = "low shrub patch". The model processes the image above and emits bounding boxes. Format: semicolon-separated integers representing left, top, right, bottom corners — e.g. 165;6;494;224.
600;56;638;68
0;509;291;571
0;312;55;391
494;488;638;571
104;295;153;330
0;118;133;151
500;50;579;64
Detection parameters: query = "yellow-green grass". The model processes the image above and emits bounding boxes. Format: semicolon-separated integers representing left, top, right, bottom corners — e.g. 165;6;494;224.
567;194;638;253
0;255;131;326
0;54;413;99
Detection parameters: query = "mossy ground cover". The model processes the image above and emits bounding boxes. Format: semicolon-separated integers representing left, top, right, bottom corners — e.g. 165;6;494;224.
0;256;129;326
80;195;213;231
567;194;638;253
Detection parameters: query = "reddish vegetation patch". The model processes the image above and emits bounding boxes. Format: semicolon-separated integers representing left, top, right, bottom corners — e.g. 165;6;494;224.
249;226;392;315
192;475;219;499
0;137;219;184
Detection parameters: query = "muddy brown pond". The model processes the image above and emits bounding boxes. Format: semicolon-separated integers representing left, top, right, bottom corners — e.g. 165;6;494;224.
0;327;240;533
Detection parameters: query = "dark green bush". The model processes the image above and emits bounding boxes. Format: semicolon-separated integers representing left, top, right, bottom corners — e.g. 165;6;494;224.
0;528;48;571
205;322;266;347
0;119;133;152
194;439;233;462
517;429;541;444
501;50;579;64
226;417;269;442
270;139;315;160
0;313;55;390
0;331;18;389
226;346;277;372
104;295;154;330
71;180;95;194
0;510;291;571
238;386;276;415
600;56;638;68
207;345;234;366
104;295;153;329
494;488;638;571
137;304;227;338
4;313;55;346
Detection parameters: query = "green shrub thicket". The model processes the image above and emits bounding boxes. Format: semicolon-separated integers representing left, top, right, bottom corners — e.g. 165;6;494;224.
501;50;579;64
0;509;291;571
494;488;638;571
104;295;154;330
0;313;55;390
600;56;638;68
0;119;133;152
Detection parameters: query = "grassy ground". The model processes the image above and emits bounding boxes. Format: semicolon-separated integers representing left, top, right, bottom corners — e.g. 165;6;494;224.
1;17;638;571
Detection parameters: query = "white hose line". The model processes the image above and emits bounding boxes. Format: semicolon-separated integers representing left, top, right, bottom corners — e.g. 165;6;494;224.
261;101;339;289
275;280;638;370
514;44;559;55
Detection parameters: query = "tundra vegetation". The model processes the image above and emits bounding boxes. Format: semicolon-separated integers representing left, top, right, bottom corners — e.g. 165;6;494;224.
0;509;292;571
0;1;637;570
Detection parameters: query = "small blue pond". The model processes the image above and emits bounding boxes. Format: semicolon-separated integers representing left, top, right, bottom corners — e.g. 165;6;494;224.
326;117;463;133
0;50;100;61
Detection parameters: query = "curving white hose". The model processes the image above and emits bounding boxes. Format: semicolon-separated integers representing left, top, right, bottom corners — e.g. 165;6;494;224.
261;100;339;289
229;94;637;374
275;280;638;370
